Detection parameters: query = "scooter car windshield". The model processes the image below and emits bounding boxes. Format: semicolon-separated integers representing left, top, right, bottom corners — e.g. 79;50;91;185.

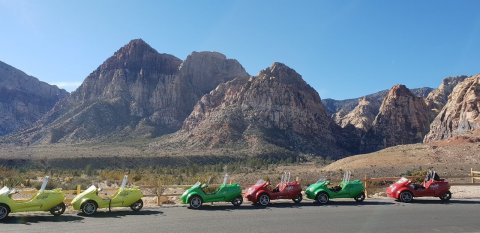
0;186;9;196
255;179;265;185
396;177;408;184
316;178;327;183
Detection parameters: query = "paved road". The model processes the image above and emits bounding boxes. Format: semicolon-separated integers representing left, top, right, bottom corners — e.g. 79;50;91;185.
2;199;480;233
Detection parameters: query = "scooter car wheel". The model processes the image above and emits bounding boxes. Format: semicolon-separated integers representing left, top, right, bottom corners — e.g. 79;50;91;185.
130;199;143;211
231;196;243;207
316;192;329;205
439;191;452;201
258;194;270;206
0;204;9;220
50;203;66;216
399;191;413;203
292;194;302;204
82;201;98;215
354;192;366;202
189;195;202;209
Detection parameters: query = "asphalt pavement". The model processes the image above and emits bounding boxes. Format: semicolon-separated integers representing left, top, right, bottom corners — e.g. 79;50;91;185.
2;198;480;233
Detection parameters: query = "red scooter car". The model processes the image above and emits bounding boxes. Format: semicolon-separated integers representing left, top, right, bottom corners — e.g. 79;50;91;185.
386;171;452;203
245;172;303;206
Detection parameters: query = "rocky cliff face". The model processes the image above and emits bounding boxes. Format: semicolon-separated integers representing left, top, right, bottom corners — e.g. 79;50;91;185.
8;39;248;143
425;76;467;118
424;75;480;142
337;97;377;131
0;61;68;136
323;87;433;121
362;84;431;152
174;62;349;157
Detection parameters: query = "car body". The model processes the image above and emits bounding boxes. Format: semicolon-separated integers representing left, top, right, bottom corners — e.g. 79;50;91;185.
305;171;365;204
180;174;243;209
71;175;143;215
386;171;451;202
0;176;66;220
245;172;302;206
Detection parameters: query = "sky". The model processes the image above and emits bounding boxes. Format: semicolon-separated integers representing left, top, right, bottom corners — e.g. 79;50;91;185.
1;0;480;100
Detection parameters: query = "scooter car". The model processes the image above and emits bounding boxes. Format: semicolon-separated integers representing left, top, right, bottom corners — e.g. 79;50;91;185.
245;172;302;206
180;174;243;209
386;170;451;202
305;171;365;205
0;176;66;220
71;175;143;215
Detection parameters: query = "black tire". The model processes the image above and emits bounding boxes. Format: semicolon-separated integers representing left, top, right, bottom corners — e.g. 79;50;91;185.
231;196;243;207
439;191;452;201
399;191;413;203
50;203;66;216
130;199;143;211
316;192;329;205
189;195;203;209
258;193;270;206
0;204;10;220
354;192;366;202
292;194;303;204
81;201;98;215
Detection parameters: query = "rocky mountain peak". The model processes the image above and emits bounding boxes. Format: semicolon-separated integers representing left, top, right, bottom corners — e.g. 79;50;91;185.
98;39;181;75
6;41;249;144
338;97;376;131
179;51;248;94
0;61;68;136
172;63;348;157
257;62;306;86
362;84;431;152
388;84;415;98
425;75;468;117
424;75;480;142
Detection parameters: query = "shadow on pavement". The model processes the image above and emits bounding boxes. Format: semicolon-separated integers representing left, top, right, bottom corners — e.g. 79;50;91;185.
3;215;84;225
78;209;163;218
400;199;480;205
189;200;394;211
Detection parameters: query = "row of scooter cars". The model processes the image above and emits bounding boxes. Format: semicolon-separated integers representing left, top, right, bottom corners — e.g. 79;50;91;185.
180;170;452;209
0;170;452;219
0;175;143;220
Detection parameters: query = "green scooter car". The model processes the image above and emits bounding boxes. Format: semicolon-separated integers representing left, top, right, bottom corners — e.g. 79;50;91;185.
71;175;143;215
180;174;243;209
0;176;66;220
306;171;365;205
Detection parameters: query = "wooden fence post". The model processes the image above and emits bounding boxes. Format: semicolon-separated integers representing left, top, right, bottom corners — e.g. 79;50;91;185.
364;175;368;198
472;168;474;184
76;185;81;195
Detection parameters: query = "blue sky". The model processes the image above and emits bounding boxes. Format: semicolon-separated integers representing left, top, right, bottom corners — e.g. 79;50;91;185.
1;0;479;99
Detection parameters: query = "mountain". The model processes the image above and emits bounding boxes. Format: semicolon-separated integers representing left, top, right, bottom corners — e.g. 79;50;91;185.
165;62;350;157
424;75;480;142
6;39;248;144
322;87;434;123
425;75;468;119
362;84;431;152
337;97;377;131
0;61;68;136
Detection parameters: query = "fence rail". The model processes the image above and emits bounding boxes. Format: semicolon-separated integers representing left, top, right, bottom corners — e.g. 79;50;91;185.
471;168;480;183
